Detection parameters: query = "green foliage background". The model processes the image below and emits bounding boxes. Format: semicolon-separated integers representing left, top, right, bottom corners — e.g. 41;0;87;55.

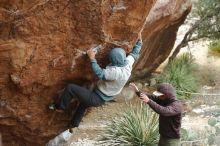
157;53;199;99
193;0;220;40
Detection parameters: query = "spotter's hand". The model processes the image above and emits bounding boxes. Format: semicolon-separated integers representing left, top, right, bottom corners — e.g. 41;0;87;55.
140;93;150;103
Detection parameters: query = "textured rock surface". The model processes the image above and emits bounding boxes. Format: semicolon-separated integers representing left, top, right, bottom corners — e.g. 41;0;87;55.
0;0;191;145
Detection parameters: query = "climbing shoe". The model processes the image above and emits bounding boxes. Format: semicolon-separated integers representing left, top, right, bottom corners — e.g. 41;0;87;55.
69;128;74;133
67;122;78;133
48;103;63;113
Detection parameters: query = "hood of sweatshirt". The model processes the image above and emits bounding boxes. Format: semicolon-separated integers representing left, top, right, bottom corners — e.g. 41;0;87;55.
157;83;176;101
109;48;126;67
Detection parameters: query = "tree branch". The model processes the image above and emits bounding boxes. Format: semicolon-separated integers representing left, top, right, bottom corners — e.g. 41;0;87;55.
168;10;218;62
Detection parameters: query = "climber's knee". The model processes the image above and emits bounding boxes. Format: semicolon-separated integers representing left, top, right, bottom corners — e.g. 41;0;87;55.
66;84;77;92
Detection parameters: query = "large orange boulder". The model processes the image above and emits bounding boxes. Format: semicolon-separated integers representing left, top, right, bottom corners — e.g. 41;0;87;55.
0;0;191;145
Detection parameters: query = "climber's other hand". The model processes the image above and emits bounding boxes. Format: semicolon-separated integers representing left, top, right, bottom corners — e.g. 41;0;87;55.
87;49;97;60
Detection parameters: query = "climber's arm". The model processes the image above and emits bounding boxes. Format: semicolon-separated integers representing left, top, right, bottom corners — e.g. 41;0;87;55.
126;39;142;66
87;50;105;80
129;39;142;61
90;59;106;80
87;50;119;81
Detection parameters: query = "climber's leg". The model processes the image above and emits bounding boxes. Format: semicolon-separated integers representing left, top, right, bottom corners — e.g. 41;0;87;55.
48;84;86;110
70;91;104;128
70;103;87;128
59;84;103;108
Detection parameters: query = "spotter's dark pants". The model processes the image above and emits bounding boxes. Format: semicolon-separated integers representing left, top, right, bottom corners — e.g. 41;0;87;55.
59;84;105;128
158;136;180;146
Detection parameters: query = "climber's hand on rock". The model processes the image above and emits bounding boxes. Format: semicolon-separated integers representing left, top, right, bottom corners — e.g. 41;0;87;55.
136;38;142;46
87;49;97;60
138;33;142;44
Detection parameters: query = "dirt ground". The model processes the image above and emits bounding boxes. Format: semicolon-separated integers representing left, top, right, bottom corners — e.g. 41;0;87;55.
65;98;141;146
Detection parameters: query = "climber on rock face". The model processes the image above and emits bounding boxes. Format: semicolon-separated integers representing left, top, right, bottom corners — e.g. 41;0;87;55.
49;38;142;132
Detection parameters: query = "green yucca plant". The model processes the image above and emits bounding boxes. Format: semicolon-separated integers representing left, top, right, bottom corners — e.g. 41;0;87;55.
99;102;159;146
157;53;199;99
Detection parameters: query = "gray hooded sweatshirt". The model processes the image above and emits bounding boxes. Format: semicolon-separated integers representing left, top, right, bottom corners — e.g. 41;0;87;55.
90;40;142;101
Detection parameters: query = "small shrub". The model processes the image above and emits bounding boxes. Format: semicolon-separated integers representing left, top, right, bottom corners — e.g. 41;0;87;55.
181;118;220;145
180;128;206;145
209;40;220;56
157;53;199;99
208;117;217;127
100;102;159;146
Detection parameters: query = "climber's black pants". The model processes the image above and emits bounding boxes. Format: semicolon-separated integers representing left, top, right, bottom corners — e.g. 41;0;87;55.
59;84;105;128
